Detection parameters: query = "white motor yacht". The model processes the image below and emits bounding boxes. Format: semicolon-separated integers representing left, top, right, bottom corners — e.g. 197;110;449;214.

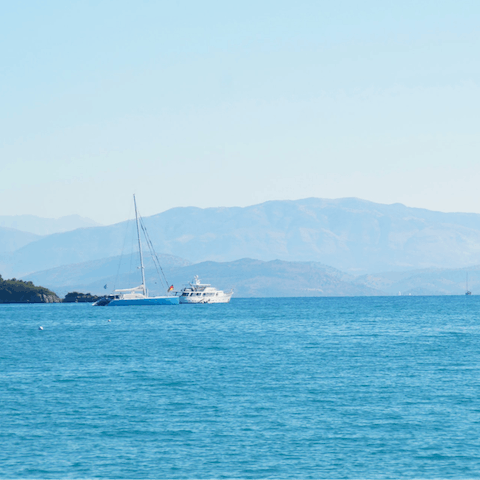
177;276;233;304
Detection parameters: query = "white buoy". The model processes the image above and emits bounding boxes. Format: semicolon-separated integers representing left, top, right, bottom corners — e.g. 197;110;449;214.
38;326;43;330
108;319;111;322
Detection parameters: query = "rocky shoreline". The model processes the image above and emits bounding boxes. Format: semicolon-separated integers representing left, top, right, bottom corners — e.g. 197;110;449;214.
63;292;100;303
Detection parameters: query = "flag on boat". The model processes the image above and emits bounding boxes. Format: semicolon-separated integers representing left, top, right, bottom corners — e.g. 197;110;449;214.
168;285;174;291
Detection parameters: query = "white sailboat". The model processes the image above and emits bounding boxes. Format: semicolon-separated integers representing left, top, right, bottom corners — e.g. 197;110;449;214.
94;195;179;306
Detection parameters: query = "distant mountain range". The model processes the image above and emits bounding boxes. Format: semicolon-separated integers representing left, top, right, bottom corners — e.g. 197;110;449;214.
5;198;480;297
24;254;480;298
0;214;99;236
24;257;381;298
4;198;480;278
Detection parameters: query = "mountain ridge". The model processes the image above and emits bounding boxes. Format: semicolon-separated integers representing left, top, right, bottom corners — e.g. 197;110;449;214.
24;257;383;298
23;254;480;298
0;227;41;254
0;214;100;236
5;197;480;277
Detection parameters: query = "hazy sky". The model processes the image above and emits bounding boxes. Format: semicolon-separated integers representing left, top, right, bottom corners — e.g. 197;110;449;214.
1;0;479;224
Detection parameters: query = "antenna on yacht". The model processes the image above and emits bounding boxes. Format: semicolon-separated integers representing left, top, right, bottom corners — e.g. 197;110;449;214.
133;194;147;296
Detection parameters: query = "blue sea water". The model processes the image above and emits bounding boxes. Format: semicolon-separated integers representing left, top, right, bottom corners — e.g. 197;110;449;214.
1;296;480;479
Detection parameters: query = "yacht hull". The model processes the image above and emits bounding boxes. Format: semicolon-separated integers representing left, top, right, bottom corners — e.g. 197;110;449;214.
179;294;232;304
106;296;179;306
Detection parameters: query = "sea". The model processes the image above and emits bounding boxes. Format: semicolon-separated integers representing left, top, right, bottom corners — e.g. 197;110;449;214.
1;296;480;479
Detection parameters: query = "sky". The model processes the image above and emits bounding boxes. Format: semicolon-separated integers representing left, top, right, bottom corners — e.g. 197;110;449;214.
1;0;479;224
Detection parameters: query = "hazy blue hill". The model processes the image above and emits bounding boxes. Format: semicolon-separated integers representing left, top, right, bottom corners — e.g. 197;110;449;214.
0;227;40;254
138;198;480;271
163;259;382;298
7;198;480;276
24;257;383;298
356;266;480;296
3;222;137;277
24;252;191;293
0;214;99;236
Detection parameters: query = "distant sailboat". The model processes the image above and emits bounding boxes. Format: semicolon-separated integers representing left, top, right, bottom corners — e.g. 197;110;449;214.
465;272;472;296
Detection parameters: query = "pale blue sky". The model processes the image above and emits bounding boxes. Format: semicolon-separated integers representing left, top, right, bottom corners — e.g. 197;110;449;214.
1;0;479;224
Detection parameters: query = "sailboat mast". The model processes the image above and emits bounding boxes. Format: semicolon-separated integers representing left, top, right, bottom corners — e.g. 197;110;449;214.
133;194;147;296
